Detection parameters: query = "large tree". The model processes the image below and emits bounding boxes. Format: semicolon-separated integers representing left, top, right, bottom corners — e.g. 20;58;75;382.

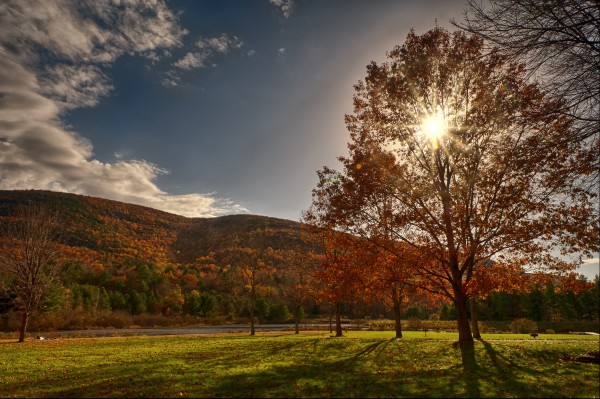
452;0;600;187
0;204;63;342
305;27;598;369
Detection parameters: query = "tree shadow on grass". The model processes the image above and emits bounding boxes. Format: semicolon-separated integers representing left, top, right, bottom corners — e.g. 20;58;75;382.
476;339;536;397
474;338;590;398
349;339;388;359
210;339;476;398
16;339;467;398
4;337;596;398
211;357;470;398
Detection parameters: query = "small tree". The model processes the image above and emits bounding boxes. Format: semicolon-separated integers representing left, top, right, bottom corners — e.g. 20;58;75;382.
356;240;418;339
302;227;367;337
219;231;277;335
0;204;63;342
280;246;318;334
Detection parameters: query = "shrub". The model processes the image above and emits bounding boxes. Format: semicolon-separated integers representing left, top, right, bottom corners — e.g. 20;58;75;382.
0;311;22;332
509;318;538;333
538;320;600;333
254;298;271;322
406;317;424;331
293;306;305;324
367;319;459;332
97;310;132;329
367;320;394;331
268;303;290;323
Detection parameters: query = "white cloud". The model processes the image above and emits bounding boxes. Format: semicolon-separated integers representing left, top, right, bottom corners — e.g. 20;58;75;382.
143;51;161;63
173;34;243;71
196;34;243;53
270;0;294;18
161;78;179;88
173;52;205;70
578;257;599;281
0;0;186;64
277;47;286;58
0;0;246;217
161;70;181;87
41;64;113;110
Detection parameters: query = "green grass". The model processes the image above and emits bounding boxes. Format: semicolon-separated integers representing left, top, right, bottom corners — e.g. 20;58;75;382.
0;331;598;398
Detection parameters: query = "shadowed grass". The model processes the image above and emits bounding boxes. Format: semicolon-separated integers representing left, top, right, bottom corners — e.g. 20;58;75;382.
0;331;597;398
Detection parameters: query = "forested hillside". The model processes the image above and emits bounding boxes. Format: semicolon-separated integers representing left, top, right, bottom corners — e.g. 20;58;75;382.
0;190;597;333
0;190;309;267
0;190;321;329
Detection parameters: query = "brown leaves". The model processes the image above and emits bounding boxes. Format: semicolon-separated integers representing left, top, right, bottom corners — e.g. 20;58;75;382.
305;26;597;310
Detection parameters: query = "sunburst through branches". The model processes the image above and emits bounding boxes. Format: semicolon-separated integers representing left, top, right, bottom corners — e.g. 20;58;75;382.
420;112;446;146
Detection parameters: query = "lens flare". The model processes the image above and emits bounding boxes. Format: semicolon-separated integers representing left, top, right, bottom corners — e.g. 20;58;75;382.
421;114;445;143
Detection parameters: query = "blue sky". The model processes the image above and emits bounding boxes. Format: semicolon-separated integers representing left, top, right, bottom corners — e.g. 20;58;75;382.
0;0;466;219
0;0;597;279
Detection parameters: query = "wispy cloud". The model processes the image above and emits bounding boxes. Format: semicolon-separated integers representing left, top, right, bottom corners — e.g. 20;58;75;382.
161;70;181;88
196;34;243;53
0;0;246;217
173;34;243;70
41;64;113;110
277;47;286;59
0;0;187;64
173;52;205;70
270;0;295;18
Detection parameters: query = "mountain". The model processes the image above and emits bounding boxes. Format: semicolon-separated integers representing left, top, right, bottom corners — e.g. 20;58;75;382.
0;189;309;268
0;190;326;326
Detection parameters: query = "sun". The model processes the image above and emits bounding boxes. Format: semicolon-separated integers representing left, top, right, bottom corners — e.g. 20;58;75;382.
421;113;445;144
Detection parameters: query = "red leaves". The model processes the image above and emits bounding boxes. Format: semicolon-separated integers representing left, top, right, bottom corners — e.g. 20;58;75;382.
305;26;598;331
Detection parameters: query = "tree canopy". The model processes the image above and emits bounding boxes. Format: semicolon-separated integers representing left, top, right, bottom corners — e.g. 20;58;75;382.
304;26;598;368
453;0;600;187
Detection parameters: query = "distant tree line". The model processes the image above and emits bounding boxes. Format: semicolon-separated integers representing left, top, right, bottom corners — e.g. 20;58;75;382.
438;277;600;323
2;252;596;333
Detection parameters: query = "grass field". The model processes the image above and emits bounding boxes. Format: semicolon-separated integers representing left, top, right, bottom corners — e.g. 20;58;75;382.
1;331;598;398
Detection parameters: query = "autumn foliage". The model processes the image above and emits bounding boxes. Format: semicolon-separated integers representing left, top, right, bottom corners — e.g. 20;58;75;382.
304;27;598;368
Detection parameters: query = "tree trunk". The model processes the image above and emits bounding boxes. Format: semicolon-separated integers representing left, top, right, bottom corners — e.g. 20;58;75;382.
455;291;477;370
335;302;343;337
470;298;481;339
249;286;256;336
392;292;403;339
18;311;29;343
294;306;300;334
249;305;255;336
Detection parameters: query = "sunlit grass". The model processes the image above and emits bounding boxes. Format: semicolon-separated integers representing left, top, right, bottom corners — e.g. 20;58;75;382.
0;332;597;398
346;330;600;341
